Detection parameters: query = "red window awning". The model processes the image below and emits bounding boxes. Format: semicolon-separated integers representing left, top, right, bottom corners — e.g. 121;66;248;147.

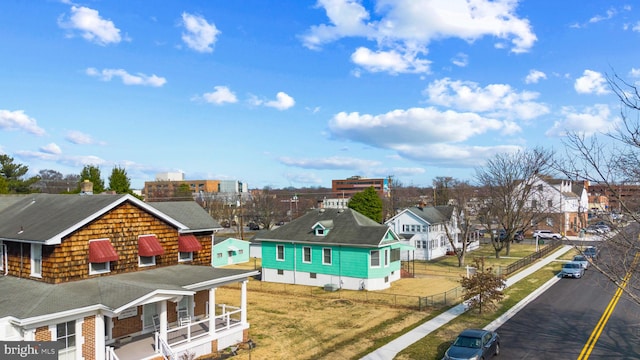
179;234;202;252
89;240;119;263
138;235;165;257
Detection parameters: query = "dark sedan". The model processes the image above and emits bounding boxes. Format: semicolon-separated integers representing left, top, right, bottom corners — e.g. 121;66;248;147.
443;328;500;360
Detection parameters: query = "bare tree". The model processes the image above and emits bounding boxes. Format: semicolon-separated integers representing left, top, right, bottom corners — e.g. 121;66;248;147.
474;147;555;257
441;179;477;267
556;72;640;306
460;257;506;314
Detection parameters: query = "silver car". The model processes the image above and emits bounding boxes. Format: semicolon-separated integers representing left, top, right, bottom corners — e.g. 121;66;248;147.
443;329;500;360
561;261;584;278
572;255;589;270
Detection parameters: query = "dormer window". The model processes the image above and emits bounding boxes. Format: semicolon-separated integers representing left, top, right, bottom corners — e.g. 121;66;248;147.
316;228;325;236
312;220;333;237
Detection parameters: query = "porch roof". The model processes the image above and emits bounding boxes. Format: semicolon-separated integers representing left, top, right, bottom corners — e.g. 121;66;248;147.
0;265;259;325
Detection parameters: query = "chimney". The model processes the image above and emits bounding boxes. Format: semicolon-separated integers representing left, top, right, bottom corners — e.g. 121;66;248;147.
80;180;94;195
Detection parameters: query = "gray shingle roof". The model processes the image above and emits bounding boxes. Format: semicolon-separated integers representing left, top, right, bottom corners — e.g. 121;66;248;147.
0;265;259;321
406;205;454;224
253;208;396;247
0;194;131;243
147;201;222;231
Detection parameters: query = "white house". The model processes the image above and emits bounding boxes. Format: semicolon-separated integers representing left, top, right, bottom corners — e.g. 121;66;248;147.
385;205;462;261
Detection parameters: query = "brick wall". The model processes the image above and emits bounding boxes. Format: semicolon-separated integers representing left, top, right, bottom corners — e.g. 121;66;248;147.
34;326;51;341
112;306;143;338
82;316;95;360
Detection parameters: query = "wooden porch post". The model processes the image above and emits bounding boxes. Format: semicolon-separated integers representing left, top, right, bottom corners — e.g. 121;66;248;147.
241;280;248;324
209;288;216;335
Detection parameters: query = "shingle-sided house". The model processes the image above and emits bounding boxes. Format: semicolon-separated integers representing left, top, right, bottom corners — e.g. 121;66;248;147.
254;208;407;291
0;193;259;360
385;205;462;261
212;237;250;267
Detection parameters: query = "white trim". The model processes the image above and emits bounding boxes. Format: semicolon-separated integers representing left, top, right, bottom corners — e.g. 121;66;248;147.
276;244;285;261
89;261;111;275
138;255;156;267
302;246;312;264
30;243;42;278
370;249;381;268
322;248;332;265
178;251;193;262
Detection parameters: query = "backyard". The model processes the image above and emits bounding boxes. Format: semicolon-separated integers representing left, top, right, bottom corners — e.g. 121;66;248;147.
204;242;559;360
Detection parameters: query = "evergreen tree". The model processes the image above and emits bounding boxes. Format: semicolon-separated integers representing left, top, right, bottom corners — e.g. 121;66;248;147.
0;155;39;193
348;186;383;223
78;165;105;193
108;166;132;194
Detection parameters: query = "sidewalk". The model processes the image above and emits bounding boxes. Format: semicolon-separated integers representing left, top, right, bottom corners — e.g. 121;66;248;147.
361;244;574;360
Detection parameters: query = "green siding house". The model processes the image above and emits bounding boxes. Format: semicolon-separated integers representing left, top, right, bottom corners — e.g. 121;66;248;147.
254;208;408;290
212;237;250;267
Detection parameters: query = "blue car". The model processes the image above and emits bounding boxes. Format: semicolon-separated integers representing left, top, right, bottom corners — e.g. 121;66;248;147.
443;329;500;360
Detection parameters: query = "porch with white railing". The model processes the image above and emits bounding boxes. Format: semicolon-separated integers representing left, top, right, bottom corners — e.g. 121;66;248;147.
113;305;244;360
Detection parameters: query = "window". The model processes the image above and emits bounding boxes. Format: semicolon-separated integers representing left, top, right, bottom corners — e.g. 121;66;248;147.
546;217;554;226
303;247;311;263
370;250;380;267
57;320;76;360
384;249;389;267
548;200;553;208
179;252;193;262
139;256;155;267
217;253;222;258
537;184;543;191
416;241;421;249
277;269;284;275
239;249;244;255
310;272;317;279
390;248;400;262
531;200;537;208
316;228;324;235
90;262;110;274
276;245;285;261
31;243;42;278
322;248;332;265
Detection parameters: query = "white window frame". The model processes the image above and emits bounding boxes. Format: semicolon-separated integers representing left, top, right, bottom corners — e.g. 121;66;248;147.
178;251;193;262
322;248;332;265
56;320;77;360
31;243;42;278
276;244;285;261
384;249;389;267
89;261;111;275
138;255;156;267
0;240;4;272
370;250;380;268
302;246;312;263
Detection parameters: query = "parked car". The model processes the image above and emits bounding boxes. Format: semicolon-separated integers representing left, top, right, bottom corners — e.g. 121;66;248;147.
572;255;589;270
585;225;600;234
561;261;585;278
533;229;562;240
248;222;260;230
514;230;525;243
443;329;500;360
583;246;598;261
595;224;610;233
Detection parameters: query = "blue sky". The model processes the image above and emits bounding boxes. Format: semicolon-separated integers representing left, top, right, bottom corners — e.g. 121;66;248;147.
1;1;639;190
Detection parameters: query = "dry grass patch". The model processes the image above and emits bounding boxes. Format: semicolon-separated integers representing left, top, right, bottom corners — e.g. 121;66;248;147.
216;286;429;360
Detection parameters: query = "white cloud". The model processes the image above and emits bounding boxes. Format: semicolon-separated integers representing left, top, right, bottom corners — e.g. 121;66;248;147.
451;53;469;67
181;13;220;53
40;143;62;155
0;109;46;135
574;69;609;95
283;172;324;185
86;67;166;87
265;92;295;110
424;78;549;120
58;6;122;45
629;68;640;78
329;106;502;147
525;69;547;84
351;47;430;74
546;104;618;136
301;0;536;74
66;130;96;145
588;8;616;24
279;156;380;170
202;86;238;105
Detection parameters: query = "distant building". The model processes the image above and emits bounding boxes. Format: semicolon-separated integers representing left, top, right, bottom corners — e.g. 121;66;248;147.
143;174;248;201
321;197;350;209
332;176;388;197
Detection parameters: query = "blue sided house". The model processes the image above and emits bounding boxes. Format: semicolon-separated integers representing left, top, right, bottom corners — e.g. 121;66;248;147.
212;237;250;267
254;208;409;291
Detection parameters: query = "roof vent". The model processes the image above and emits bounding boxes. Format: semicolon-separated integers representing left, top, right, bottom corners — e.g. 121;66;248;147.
319;208;325;213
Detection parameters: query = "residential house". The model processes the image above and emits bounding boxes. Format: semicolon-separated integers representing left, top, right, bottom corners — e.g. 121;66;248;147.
212;237;250;267
385;205;463;261
253;208;408;291
0;193;259;360
522;176;589;236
